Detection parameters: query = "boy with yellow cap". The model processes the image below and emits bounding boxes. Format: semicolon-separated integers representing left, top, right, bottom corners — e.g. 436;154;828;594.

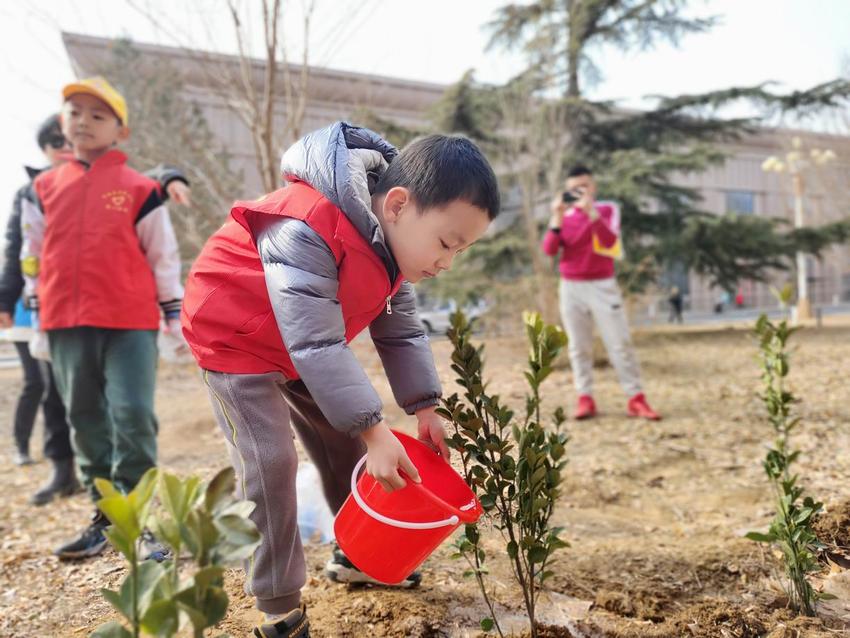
20;77;184;559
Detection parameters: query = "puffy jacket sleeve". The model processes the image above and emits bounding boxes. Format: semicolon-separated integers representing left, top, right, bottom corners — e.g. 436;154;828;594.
19;186;43;307
254;215;384;436
368;281;441;414
135;188;184;318
0;184;27;313
144;164;189;198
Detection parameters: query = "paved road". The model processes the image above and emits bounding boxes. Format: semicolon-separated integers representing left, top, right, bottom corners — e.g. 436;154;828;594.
635;303;850;327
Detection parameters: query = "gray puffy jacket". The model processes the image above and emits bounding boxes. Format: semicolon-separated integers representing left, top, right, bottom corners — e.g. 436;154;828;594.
249;122;441;435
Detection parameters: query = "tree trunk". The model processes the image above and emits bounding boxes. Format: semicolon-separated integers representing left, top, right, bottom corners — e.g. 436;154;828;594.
566;0;581;98
519;172;556;323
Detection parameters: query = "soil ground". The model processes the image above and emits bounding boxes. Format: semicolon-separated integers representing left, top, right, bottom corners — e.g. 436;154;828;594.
1;318;849;637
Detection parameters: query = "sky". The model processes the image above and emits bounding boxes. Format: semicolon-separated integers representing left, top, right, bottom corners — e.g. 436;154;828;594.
0;0;848;226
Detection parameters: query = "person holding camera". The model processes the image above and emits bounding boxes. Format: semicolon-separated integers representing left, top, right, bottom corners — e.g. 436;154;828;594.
542;165;660;421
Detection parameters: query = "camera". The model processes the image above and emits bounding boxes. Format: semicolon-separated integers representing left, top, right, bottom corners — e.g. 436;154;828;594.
562;188;583;204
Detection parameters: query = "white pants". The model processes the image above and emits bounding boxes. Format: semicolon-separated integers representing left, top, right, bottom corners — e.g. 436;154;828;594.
558;278;642;398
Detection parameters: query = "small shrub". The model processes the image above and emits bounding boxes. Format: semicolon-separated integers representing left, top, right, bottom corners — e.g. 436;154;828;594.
439;311;569;638
90;467;261;637
747;314;829;616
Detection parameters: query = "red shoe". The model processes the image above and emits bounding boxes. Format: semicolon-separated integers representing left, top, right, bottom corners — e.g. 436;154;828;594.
574;395;597;420
627;393;661;420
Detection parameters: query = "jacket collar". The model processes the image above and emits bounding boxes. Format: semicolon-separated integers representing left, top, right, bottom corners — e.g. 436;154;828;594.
25;165;46;181
74;148;127;171
280;121;401;282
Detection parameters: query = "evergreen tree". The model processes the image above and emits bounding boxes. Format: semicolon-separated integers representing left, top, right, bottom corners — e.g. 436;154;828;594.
430;1;850;295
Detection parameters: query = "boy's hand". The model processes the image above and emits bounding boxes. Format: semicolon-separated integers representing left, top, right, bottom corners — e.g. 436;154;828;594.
416;406;451;462
361;422;421;492
166;181;192;208
163;318;190;357
0;312;12;328
164;317;182;335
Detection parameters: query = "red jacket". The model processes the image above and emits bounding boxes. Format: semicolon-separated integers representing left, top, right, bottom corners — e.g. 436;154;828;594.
541;202;619;281
32;150;164;330
181;181;403;375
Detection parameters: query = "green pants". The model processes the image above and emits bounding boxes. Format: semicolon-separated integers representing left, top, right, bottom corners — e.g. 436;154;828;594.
48;327;159;498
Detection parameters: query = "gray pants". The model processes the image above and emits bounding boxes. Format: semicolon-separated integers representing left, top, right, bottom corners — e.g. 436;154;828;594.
203;370;365;615
559;278;642;398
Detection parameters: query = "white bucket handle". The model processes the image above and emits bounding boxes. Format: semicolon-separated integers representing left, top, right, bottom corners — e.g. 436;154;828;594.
350;455;460;530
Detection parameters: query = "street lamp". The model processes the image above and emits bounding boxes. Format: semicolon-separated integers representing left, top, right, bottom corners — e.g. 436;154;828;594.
762;137;837;322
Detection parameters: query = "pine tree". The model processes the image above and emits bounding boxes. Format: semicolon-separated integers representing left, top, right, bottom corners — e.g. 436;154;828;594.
427;1;850;296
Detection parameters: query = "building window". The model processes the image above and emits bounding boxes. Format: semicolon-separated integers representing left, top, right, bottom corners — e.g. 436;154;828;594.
725;190;755;215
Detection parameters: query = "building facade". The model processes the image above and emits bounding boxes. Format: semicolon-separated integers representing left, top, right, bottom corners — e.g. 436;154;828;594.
63;32;850;314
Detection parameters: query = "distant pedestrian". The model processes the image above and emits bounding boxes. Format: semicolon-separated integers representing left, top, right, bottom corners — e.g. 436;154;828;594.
667;286;683;324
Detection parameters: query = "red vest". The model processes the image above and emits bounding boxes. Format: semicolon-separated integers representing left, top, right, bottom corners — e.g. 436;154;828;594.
34;150;161;330
181;181;403;376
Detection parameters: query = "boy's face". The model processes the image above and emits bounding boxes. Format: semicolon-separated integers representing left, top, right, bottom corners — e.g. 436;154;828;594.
61;93;128;155
378;187;491;283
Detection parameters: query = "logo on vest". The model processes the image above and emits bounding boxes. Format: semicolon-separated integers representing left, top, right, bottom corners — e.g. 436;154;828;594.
103;189;133;213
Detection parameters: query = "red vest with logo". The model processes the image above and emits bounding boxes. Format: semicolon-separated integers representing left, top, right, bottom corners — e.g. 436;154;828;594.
33;150;161;330
181;181;403;376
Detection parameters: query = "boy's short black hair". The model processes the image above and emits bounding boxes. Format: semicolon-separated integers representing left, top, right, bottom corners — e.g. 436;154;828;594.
36;114;63;149
567;164;593;179
375;134;500;220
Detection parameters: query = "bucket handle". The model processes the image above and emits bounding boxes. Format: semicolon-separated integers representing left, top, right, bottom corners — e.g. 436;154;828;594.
350;455;460;530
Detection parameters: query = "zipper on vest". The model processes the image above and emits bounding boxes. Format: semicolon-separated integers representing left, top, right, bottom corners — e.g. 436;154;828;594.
385;296;392;315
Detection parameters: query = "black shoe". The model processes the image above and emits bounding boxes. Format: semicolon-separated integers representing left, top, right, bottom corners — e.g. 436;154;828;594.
30;457;81;506
324;543;421;588
141;529;171;563
254;604;309;638
54;511;109;560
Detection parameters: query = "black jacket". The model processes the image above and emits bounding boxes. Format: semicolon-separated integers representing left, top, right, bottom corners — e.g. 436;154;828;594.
0;163;188;313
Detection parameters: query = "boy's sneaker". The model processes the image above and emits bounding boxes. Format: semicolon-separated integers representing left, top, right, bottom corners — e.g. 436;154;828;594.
55;510;109;560
324;543;421;588
254;604;309;638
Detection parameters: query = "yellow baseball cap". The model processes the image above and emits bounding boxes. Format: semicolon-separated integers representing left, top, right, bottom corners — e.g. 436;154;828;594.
62;76;128;126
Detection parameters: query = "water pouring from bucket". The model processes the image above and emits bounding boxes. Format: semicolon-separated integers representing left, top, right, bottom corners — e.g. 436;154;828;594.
334;430;482;585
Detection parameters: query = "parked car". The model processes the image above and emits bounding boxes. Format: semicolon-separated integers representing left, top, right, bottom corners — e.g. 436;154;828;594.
416;297;489;336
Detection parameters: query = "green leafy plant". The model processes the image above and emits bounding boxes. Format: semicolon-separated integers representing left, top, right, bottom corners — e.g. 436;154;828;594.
90;467;261;638
439;311;569;638
747;314;829;616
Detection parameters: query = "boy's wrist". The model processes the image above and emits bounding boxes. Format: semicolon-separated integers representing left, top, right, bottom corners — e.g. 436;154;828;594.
361;420;390;445
414;405;437;417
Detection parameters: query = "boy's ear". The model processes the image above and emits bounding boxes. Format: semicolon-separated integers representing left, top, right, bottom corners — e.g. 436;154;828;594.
117;125;130;142
381;186;411;222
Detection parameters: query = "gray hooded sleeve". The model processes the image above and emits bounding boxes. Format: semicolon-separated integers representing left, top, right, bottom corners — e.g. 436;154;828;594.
260;120;442;433
369;281;441;414
254;216;384;436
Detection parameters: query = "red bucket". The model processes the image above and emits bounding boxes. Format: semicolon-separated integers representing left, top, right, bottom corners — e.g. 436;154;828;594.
334;430;482;584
